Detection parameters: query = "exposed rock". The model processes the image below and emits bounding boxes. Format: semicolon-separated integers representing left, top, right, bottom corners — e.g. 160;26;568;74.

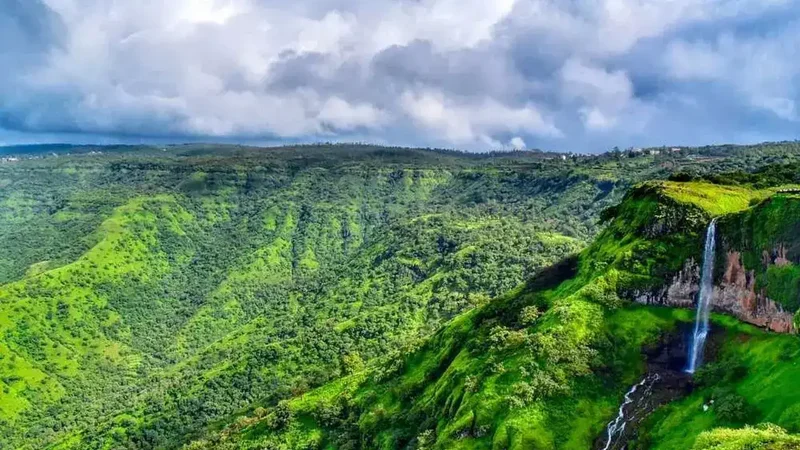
634;259;698;309
633;255;795;334
775;244;791;267
716;251;794;333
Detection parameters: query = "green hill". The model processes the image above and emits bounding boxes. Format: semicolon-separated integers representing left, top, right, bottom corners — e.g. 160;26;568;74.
1;143;800;449
180;174;800;450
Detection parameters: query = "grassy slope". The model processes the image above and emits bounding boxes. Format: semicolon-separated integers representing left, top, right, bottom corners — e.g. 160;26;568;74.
692;424;800;449
27;156;606;449
184;299;695;450
656;181;773;216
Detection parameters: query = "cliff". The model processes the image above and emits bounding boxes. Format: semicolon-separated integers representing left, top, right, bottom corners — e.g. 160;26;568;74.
635;192;800;334
635;253;795;333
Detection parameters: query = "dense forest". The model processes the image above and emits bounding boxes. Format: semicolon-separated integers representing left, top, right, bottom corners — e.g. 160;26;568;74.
185;175;800;450
1;142;800;449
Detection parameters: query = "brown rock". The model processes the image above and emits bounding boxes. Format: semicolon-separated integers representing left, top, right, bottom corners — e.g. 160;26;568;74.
716;252;794;333
775;244;791;267
633;255;795;334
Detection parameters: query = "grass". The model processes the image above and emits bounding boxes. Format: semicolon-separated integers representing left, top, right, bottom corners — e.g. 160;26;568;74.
644;317;800;449
657;181;772;216
693;424;800;449
536;232;580;246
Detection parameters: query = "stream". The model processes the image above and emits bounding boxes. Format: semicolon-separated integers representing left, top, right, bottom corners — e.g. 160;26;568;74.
600;373;660;450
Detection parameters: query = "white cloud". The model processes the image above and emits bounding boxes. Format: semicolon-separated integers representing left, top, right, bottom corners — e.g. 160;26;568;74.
509;136;526;149
365;0;518;53
664;40;728;81
509;0;791;58
560;58;637;131
3;0;800;150
663;27;800;121
318;97;388;131
579;107;616;131
400;89;560;147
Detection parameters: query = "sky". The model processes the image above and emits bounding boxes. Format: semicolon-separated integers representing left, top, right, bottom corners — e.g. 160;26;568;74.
2;0;800;153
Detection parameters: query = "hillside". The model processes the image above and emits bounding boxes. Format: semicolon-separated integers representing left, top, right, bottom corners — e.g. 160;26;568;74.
180;173;800;449
1;143;799;449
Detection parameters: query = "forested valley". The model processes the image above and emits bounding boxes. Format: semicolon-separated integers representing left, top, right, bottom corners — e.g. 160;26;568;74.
2;142;800;450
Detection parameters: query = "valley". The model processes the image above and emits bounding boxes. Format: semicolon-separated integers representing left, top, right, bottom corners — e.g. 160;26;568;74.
178;163;800;450
0;143;799;449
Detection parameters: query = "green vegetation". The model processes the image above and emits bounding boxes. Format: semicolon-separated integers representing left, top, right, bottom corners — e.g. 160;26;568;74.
718;193;800;310
692;424;800;449
179;161;800;450
183;296;696;450
638;317;800;449
657;181;778;216
1;142;800;449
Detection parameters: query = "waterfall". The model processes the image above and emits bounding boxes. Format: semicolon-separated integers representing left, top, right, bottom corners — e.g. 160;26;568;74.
685;219;717;374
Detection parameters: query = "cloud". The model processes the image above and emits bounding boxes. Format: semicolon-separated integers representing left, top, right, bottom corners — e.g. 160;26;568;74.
2;0;800;151
509;136;526;149
560;58;636;131
400;89;561;146
318;97;389;131
664;28;800;121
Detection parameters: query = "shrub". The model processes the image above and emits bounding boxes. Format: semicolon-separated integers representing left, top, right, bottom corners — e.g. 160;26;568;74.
519;306;541;326
712;389;756;425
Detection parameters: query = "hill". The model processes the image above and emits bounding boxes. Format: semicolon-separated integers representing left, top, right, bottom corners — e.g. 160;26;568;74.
180;172;800;449
0;142;799;449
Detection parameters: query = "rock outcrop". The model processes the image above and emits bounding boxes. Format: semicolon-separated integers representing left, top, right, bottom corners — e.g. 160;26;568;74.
635;253;795;334
634;260;698;309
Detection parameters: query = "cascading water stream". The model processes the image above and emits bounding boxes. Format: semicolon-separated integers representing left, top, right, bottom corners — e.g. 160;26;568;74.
601;373;661;450
685;219;717;374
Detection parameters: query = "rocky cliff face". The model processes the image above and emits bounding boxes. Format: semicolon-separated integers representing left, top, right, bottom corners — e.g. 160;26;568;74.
635;252;795;333
634;260;699;309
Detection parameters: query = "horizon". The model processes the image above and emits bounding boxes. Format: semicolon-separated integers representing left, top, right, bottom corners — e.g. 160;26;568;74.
1;139;798;157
